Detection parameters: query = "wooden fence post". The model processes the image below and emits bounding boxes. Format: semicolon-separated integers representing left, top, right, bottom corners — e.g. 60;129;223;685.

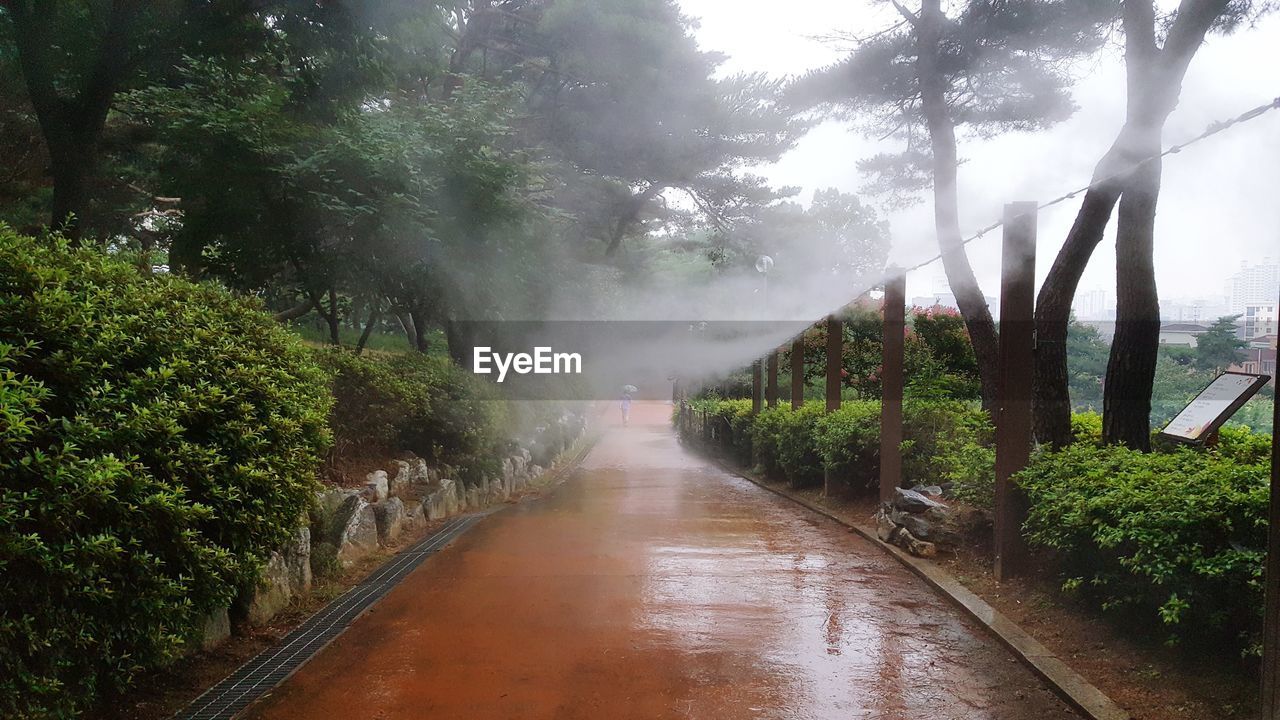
791;336;805;409
766;351;779;408
879;270;906;503
993;201;1037;581
825;316;842;412
751;359;763;415
1261;287;1280;717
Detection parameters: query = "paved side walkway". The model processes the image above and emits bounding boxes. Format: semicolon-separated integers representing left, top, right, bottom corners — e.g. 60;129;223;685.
241;402;1077;719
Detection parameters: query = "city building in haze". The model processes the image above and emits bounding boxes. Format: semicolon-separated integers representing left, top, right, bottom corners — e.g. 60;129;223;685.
1226;258;1279;313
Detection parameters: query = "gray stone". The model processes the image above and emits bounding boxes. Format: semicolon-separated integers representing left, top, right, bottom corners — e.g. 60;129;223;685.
389;460;414;498
315;488;357;523
424;488;449;520
403;500;425;531
245;524;310;625
246;551;291;625
875;508;896;542
898;513;934;541
893;487;947;514
362;470;389;502
329;494;378;565
466;486;481;509
283;525;311;597
372;497;406;546
892;527;937;557
911;484;944;497
200;607;231;650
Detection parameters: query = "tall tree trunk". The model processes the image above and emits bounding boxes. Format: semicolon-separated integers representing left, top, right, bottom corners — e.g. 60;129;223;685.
1032;0;1230;447
394;309;417;349
1104;153;1162;449
326;287;340;346
1033;147;1127;447
914;0;1000;411
410;307;431;354
444;319;473;367
48;144;94;241
355;299;383;355
604;183;662;257
8;1;134;245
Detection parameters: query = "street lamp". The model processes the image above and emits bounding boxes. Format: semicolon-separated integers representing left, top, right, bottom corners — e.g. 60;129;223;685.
755;254;773;312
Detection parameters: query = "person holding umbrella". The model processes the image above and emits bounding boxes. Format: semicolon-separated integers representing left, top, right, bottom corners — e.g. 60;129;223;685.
621;385;637;426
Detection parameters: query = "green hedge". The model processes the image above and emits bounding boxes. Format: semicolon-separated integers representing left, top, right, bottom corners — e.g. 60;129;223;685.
1018;438;1272;653
752;402;826;486
313;348;507;483
0;230;331;718
693;397;755;465
816;399;993;495
688;396;993;495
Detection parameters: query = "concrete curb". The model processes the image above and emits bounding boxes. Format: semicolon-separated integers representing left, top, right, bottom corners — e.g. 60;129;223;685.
714;459;1130;720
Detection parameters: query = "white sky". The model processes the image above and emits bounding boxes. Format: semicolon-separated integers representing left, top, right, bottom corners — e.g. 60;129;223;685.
677;0;1280;306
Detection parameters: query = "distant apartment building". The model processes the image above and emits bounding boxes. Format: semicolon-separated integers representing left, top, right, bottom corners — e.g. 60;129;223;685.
1073;287;1109;320
1161;297;1232;323
1244;302;1278;340
1225;258;1280;313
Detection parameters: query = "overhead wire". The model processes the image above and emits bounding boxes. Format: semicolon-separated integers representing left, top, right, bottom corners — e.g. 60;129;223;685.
895;95;1280;275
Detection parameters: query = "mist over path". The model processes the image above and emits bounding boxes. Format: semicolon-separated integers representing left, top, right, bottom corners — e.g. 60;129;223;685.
240;401;1077;719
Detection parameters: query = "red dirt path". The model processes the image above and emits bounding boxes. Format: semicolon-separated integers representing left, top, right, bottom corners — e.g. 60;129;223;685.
241;401;1077;719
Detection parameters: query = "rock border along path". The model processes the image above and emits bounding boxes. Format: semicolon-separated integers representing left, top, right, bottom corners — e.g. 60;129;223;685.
172;430;602;720
174;515;484;720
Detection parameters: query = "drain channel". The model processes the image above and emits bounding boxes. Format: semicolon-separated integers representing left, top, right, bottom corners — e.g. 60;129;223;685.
175;514;482;719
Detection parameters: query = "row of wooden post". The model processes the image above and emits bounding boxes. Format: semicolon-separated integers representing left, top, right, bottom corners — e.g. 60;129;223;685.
743;202;1280;714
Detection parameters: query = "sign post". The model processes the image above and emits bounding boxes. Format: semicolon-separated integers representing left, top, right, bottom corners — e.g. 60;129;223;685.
1158;372;1270;444
993;202;1036;581
879;270;906;503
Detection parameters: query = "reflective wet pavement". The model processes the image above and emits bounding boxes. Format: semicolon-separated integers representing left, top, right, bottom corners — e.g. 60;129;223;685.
241;401;1077;719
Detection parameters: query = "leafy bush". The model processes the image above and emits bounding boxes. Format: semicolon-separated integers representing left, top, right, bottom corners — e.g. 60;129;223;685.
814;400;881;487
312;347;409;457
0;230;331;718
1070;411;1103;445
750;405;789;478
313;348;507;482
815;399;993;496
1018;442;1269;652
690;397;754;464
751;403;825;486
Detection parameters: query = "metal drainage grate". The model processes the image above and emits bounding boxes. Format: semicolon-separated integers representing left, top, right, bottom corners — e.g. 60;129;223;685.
175;514;483;720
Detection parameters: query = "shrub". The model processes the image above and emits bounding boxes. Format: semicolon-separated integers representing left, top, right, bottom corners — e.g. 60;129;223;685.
312;347;410;457
815;400;881;487
750;402;825;486
816;399;993;496
313;348;507;482
0;230;331;718
1070;411;1103;446
690;397;754;463
1017;442;1269;652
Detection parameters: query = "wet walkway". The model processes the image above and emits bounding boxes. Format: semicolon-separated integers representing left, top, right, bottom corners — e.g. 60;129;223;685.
241;401;1077;719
